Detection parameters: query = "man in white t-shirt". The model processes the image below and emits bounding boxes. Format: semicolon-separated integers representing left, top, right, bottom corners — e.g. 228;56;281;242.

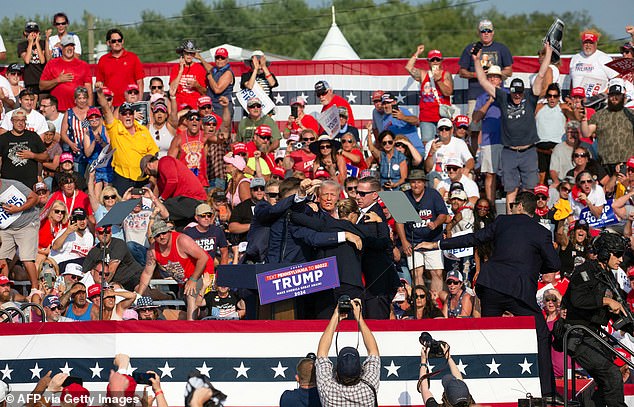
424;118;474;187
50;208;94;270
47;12;82;59
0;33;6;60
0;89;48;135
437;157;479;205
0;73;15;119
569;30;617;98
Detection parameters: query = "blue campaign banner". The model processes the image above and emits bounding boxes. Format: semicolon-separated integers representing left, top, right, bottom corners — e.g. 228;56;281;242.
579;199;618;228
346;163;359;178
256;257;340;305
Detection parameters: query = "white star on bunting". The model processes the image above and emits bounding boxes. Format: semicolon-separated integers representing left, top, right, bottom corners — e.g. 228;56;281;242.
273;93;285;105
518;358;533;374
299;92;309;104
345;92;357;104
395;93;406;104
158;361;174;378
196;362;213;377
234;362;250;378
90;362;103;379
60;362;73;375
456;359;468;375
1;364;13;380
486;358;501;375
30;363;43;379
383;360;400;377
271;362;288;378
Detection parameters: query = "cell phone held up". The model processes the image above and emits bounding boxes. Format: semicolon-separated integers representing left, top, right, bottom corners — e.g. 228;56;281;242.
471;41;483;56
132;371;154;385
290;105;299;118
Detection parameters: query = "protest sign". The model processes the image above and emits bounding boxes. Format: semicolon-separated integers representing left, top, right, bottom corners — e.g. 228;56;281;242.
317;105;341;136
0;185;26;229
236;82;275;116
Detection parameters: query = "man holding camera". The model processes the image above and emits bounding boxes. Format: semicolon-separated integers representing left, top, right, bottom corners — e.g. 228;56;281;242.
561;232;631;406
315;298;380;407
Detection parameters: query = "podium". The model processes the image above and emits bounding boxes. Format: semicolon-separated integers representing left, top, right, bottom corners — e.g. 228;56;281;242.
216;263;295;320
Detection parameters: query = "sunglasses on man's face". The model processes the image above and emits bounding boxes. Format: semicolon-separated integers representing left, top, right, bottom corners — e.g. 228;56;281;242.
302;137;315;142
480;29;493;34
252;186;265;192
150;86;163;90
546;93;560;99
109;38;123;43
347;186;357;192
356;190;376;197
446;280;461;286
215;56;226;60
266;192;279;198
578;179;593;185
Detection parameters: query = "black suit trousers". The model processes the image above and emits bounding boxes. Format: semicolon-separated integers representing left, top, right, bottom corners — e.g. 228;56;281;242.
477;285;555;396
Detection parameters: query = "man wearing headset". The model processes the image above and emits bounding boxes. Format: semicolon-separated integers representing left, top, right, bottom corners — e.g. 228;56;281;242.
562;232;631;407
315;298;380;407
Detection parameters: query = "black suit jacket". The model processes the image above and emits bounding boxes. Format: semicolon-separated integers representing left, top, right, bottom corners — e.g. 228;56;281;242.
440;214;560;311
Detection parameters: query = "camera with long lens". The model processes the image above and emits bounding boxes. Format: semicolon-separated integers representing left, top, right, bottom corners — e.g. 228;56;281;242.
338;295;352;315
419;331;447;359
613;315;634;335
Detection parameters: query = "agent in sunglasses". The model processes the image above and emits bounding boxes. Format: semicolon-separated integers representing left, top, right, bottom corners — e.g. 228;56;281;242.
561;232;630;406
458;19;513;111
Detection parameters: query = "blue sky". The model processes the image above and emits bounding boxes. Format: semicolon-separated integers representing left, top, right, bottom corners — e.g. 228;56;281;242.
6;0;631;40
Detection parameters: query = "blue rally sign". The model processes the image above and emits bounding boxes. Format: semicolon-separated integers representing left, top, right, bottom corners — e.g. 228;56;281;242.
256;257;340;304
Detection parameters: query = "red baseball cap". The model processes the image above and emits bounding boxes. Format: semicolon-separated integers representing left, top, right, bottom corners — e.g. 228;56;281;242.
570;87;585;98
271;166;285;178
314;169;330;179
197;96;212;108
60;152;74;163
614;348;631;367
427;50;443;60
125;84;139;92
102;87;114;97
255;125;272;138
87;107;102;118
88;284;101;298
61;383;90;407
215;47;228;58
0;275;14;286
582;32;598;43
626;156;634;169
534;184;549;197
371;90;384;102
232;143;248;155
454;115;470;127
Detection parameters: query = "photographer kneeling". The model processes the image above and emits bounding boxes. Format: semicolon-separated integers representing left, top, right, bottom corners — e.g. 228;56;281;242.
419;334;474;407
315;297;380;407
560;232;631;406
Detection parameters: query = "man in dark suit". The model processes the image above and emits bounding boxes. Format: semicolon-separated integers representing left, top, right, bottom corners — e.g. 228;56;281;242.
355;177;399;319
416;191;561;401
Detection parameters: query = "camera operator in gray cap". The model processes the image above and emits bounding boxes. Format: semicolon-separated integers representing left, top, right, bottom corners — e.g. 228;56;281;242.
315;298;380;406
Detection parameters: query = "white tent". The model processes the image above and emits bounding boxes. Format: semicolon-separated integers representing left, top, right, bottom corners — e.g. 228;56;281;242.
312;6;360;61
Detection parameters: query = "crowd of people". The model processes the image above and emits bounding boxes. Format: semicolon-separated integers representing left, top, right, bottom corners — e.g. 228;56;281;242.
0;13;634;402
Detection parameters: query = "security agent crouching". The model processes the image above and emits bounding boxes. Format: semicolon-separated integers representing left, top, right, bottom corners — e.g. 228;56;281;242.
315;298;380;407
560;232;631;407
280;354;322;407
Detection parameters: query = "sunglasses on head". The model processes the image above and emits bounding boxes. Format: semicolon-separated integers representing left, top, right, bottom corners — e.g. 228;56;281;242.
382;140;394;146
357;190;376;197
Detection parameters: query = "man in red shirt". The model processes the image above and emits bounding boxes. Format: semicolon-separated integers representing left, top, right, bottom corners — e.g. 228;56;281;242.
169;40;208;112
138;218;214;320
140;154;206;229
283;128;317;178
167;109;209;187
314;80;355;127
244;125;276;171
39;37;92;111
95;29;145;106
